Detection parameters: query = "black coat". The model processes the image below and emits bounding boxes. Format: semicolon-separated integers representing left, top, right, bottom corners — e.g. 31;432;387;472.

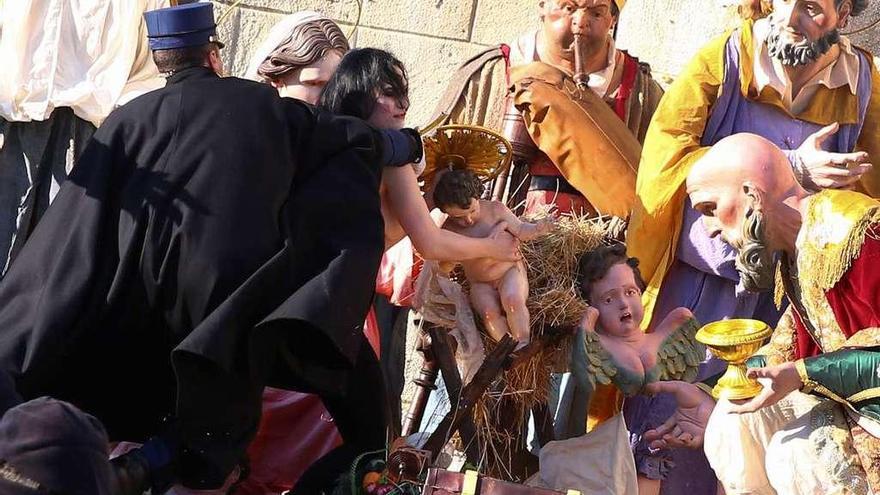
0;67;390;486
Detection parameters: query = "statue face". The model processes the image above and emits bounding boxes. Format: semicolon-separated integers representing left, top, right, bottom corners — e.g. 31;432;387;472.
539;0;616;60
442;198;481;229
766;0;847;66
589;263;644;338
689;186;776;292
273;50;343;104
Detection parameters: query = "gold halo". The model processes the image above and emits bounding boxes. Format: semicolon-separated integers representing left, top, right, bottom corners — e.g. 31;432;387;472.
421;125;512;188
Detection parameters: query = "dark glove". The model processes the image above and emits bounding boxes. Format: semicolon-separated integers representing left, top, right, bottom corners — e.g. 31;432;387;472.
380;128;423;167
111;449;151;495
111;434;178;495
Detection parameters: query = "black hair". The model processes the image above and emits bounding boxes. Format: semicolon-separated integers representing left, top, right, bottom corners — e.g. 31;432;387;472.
611;2;619;17
152;43;216;74
576;243;646;303
318;48;409;120
432;169;484;211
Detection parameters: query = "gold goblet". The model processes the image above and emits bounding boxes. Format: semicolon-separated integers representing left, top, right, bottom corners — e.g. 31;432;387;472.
696;319;773;401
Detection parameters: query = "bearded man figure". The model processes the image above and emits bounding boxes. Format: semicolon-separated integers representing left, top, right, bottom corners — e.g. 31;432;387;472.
423;1;664;492
625;2;880;492
647;132;880;495
631;0;880;335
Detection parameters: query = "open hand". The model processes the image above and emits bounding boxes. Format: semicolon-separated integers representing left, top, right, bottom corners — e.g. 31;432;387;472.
535;217;556;236
796;123;872;190
727;361;802;414
642;381;714;449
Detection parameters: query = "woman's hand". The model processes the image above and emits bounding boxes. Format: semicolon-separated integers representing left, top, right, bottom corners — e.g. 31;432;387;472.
487;221;521;261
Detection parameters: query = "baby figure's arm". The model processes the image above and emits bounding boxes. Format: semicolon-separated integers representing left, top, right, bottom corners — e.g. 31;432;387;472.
495;202;554;241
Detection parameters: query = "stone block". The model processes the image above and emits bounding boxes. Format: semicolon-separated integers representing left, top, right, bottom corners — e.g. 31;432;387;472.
616;0;738;79
848;2;880;55
360;0;476;40
213;0;362;24
355;27;487;126
471;0;539;46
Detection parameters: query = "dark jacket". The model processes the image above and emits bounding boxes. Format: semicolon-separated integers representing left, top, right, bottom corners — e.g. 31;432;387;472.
0;67;397;487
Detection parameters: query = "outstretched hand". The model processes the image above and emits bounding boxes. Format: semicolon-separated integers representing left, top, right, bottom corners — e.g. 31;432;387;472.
727;362;803;414
535;217;556;236
796;123;872;190
642;381;714;450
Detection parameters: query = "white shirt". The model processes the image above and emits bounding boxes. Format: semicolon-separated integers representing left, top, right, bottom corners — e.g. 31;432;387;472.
509;30;619;98
752;17;860;115
0;0;169;126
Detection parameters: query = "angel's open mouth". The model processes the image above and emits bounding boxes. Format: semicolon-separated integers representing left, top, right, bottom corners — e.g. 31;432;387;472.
620;313;632;322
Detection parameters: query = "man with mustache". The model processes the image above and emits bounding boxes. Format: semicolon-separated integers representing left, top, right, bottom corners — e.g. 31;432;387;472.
632;0;879;343
645;132;880;494
423;1;664;490
433;0;662;218
625;2;880;491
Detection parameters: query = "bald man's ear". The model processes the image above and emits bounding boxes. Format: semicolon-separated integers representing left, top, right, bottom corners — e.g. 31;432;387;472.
742;181;764;214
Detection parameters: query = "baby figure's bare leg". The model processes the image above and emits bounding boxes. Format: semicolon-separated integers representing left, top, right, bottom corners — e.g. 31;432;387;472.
499;262;530;346
470;282;509;342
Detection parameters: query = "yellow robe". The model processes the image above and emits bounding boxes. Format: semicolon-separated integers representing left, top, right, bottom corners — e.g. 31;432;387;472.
629;20;880;327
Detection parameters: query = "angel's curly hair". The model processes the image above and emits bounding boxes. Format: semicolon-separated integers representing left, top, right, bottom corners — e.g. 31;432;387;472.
576;243;646;303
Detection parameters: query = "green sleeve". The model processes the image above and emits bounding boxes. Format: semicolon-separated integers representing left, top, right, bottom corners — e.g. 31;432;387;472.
800;348;880;421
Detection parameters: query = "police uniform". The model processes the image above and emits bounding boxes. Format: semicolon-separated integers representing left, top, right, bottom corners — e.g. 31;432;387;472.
0;3;420;490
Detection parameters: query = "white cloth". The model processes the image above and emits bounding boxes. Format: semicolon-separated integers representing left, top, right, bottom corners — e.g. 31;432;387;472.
244;11;329;81
752;17;861;115
0;0;168;126
704;391;870;495
508;30;619;97
529;413;638;495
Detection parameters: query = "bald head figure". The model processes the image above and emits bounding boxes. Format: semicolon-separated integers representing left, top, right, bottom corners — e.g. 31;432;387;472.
686;133;808;291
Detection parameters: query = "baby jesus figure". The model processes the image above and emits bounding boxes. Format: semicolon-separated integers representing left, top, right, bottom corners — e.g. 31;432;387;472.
574;244;703;395
432;169;552;347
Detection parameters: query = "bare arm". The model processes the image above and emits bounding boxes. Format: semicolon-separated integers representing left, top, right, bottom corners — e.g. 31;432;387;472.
384;166;519;262
495;203;550;241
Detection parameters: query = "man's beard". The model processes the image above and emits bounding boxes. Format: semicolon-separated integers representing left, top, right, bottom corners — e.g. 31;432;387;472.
766;21;840;67
733;207;777;292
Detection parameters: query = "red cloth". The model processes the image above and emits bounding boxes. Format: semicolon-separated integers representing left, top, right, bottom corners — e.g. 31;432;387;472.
614;54;640;120
792;228;880;359
235;390;341;494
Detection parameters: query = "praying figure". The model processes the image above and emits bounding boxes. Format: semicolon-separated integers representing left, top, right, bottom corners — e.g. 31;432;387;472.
433;169;553;346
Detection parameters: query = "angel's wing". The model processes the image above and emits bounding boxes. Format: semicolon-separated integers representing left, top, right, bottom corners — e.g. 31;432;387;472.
656;318;704;383
570;326;618;392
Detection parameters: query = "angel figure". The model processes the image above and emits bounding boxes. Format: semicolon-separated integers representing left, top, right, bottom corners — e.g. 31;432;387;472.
433;169;553;347
573;244;704;396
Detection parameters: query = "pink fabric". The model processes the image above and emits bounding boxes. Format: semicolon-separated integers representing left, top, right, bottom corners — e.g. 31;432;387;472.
235;389;341;494
376;238;418;307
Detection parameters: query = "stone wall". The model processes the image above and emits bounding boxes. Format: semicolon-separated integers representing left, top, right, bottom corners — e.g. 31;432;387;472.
213;0;880;126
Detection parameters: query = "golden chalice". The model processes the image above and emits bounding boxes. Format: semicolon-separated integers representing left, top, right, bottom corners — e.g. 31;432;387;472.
696;319;773;401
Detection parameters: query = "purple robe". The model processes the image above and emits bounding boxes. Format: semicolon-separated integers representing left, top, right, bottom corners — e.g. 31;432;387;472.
626;29;873;494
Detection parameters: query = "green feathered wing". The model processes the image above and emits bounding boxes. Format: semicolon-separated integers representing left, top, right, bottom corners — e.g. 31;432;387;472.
656;318;704;383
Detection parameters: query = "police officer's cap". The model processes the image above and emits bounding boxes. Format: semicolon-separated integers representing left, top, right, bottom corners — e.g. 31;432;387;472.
144;3;225;51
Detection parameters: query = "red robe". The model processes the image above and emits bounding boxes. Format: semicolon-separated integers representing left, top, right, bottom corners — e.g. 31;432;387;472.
793;227;880;359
